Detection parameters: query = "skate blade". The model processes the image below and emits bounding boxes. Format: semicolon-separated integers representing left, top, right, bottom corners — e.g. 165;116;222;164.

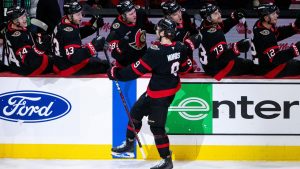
111;152;135;158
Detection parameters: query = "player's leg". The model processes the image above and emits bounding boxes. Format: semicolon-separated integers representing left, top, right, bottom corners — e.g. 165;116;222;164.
227;57;254;76
148;95;175;169
277;60;300;77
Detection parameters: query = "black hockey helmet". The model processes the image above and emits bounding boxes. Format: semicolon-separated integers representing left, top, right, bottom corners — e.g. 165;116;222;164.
199;3;219;20
256;3;279;18
156;18;177;39
116;0;135;14
161;0;181;15
6;6;26;21
63;1;82;15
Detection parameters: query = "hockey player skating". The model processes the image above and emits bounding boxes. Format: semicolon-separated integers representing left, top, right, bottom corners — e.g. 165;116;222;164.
106;0;155;67
252;3;300;78
1;6;53;76
51;1;109;76
107;18;192;169
198;3;253;80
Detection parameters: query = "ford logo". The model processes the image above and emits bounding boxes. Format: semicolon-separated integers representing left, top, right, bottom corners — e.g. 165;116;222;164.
0;91;71;123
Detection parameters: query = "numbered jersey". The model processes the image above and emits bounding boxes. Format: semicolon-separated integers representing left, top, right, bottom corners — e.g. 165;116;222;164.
114;42;192;98
1;23;50;75
107;8;155;67
198;19;240;76
252;20;298;76
51;16;96;75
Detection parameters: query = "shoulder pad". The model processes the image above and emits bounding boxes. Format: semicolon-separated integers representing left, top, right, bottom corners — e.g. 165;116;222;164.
259;30;270;36
207;27;217;33
63;27;73;32
112;23;120;29
150;44;160;50
11;31;21;37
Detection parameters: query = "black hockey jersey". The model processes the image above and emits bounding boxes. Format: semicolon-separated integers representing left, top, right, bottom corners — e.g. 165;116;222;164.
107;8;155;67
1;22;51;76
199;18;240;79
252;20;299;78
114;42;192;98
51;16;97;76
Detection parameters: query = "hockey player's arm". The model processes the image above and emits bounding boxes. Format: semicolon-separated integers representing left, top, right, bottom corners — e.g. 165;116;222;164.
182;11;198;36
179;46;193;74
107;31;130;65
61;30;92;64
220;17;239;34
110;54;153;81
79;17;104;39
276;25;297;41
138;8;155;34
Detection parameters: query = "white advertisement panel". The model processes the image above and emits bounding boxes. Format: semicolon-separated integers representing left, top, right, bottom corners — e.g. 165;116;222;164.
0;77;112;144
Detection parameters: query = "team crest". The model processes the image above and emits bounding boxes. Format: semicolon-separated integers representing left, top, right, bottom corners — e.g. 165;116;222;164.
63;27;73;32
113;23;120;29
207;28;217;33
260;30;270;35
12;31;21;37
129;29;146;50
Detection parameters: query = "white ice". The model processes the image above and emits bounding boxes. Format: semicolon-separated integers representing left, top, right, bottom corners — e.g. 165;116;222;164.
1;159;300;169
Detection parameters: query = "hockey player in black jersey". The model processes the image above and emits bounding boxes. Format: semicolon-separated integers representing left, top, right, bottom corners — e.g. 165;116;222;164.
198;3;253;81
107;18;192;169
51;1;109;76
1;6;53;76
160;0;199;72
252;3;300;78
106;0;155;67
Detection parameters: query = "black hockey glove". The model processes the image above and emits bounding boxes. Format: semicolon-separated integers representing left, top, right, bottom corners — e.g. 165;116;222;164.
184;33;202;50
91;36;106;51
107;66;119;80
232;9;246;21
294;15;300;30
117;35;130;53
236;39;251;53
90;16;104;29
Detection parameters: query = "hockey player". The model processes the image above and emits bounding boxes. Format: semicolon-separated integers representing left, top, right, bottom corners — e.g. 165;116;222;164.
106;0;155;67
198;3;253;81
161;0;200;72
51;1;109;76
1;6;53;76
107;18;192;169
252;3;300;78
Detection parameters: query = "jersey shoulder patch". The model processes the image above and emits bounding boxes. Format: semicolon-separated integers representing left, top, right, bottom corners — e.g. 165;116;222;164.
63;27;73;32
11;31;21;37
112;23;120;29
207;27;217;33
260;30;270;36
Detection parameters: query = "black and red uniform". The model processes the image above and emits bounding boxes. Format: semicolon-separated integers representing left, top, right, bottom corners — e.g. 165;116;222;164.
111;41;192;158
51;16;108;76
173;9;198;42
107;7;155;67
1;22;52;76
252;20;300;78
199;18;253;80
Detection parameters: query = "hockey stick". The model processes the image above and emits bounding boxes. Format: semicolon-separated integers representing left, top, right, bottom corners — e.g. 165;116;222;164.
103;45;146;160
241;18;248;59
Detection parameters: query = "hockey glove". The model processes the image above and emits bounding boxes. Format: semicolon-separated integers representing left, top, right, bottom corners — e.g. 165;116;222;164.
91;36;106;52
232;8;246;21
107;66;119;80
90;16;104;29
184;33;202;50
236;39;251;53
293;41;300;56
117;35;130;53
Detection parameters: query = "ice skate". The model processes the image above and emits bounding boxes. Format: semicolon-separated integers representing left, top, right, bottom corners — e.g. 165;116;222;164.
111;138;134;158
150;156;173;169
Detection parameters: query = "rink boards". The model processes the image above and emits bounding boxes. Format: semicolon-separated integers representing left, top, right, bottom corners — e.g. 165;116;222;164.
1;75;300;160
